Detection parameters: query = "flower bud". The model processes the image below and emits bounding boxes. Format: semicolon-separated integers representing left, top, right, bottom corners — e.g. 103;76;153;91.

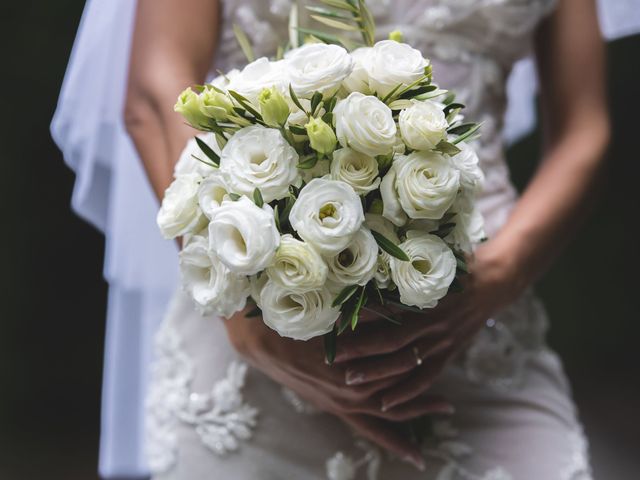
305;117;337;155
258;87;290;127
174;87;209;128
199;86;234;121
388;30;404;42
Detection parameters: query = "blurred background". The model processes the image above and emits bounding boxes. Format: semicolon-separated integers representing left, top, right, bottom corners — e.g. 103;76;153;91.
0;1;638;479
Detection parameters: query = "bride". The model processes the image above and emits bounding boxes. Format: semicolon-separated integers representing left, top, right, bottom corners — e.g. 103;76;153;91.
54;0;610;479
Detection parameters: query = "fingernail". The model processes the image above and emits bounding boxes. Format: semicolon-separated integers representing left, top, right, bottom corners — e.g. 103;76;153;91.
345;370;365;385
403;454;425;471
381;398;397;412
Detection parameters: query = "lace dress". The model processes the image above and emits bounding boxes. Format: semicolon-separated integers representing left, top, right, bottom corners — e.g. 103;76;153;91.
145;1;593;479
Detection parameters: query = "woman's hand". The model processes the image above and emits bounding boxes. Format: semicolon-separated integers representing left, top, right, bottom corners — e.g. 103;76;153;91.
333;239;523;411
224;307;451;470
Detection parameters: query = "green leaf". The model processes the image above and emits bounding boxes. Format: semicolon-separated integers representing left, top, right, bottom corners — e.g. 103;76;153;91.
310;92;323;116
456;255;469;274
443;102;465;116
371;230;410;261
288;84;306;113
358;0;376;46
306;5;357;20
451;123;482;145
195;137;220;166
297;155;319;169
332;284;359;308
232;24;255;62
295;27;356;49
351;288;367;331
253;188;264;208
190;155;217;169
310;14;361;31
319;0;359;13
435;140;462;156
228;90;263;121
431;222;456;238
399;84;437;100
323;327;338;365
447;122;477;136
289;125;307;135
274;204;282;232
289;1;301;48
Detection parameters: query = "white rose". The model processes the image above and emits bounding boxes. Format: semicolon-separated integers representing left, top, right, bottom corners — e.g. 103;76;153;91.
445;207;486;254
228;57;288;103
343;47;373;94
208;197;280;275
451;141;484;194
366;40;429;98
180;233;250;317
289;178;364;256
325;228;378;289
389;231;456;309
266;234;328;292
220;125;301;203
365;213;399;289
399;100;448;151
285;43;354;98
260;280;339;340
334;92;397;157
174;133;220;177
157;173;205;239
381;151;460;225
198;171;230;219
330;147;381;195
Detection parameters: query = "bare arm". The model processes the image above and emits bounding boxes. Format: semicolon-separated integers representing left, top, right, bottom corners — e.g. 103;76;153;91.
489;0;610;294
124;0;220;201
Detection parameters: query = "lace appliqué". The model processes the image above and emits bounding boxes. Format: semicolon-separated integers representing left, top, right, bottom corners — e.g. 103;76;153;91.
145;324;258;474
326;440;382;480
561;430;593;480
463;291;549;390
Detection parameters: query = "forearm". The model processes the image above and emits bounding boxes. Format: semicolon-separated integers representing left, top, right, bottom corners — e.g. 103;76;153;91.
490;122;609;293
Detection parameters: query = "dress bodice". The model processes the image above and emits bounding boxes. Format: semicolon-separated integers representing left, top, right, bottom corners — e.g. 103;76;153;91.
214;0;557;236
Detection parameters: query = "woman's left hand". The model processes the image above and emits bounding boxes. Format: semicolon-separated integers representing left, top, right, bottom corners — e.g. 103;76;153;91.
333;240;525;412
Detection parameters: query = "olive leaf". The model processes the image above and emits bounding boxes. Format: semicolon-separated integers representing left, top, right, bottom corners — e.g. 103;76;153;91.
371;230;410;261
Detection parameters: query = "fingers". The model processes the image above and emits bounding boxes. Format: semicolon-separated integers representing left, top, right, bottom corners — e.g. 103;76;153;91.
344;336;453;385
334;318;448;363
338;413;425;471
349;395;454;421
380;350;452;411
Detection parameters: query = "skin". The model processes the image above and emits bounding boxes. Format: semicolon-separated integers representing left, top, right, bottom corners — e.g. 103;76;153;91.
125;0;609;471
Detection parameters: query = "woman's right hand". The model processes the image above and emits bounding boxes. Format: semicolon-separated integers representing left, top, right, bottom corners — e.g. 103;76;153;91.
224;306;451;470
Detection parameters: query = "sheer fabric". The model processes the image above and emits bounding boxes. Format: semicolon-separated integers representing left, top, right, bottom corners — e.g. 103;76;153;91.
51;0;639;477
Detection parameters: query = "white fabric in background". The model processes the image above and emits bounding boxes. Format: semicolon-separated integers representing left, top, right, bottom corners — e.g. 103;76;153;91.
51;0;640;477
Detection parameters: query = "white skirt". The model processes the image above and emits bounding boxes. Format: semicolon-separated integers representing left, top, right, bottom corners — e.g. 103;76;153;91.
146;289;592;480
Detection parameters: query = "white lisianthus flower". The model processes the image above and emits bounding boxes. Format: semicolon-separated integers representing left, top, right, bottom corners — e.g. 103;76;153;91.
180;234;250;318
260;280;340;340
450;141;485;194
445;207;486;255
343;47;373;94
174;133;220;177
334;92;397;157
399;100;448;150
266;234;328;293
228;57;288;103
325;228;378;289
389;231;456;309
289;178;364;256
366;40;429;97
157;173;205;239
381;151;460;225
330;148;381;195
219;125;301;202
208;197;280;275
365;213;399;289
197;171;230;219
286;43;354;98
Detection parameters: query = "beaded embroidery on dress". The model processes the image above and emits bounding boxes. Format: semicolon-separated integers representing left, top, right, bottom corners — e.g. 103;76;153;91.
146;1;594;479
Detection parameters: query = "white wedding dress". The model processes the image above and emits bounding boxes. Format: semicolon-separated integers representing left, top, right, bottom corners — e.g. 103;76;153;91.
142;1;592;479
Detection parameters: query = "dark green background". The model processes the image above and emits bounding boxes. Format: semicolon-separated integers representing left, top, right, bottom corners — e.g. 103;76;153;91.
0;2;638;479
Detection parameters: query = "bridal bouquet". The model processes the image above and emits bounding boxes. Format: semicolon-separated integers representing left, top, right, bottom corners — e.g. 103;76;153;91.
157;0;485;361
